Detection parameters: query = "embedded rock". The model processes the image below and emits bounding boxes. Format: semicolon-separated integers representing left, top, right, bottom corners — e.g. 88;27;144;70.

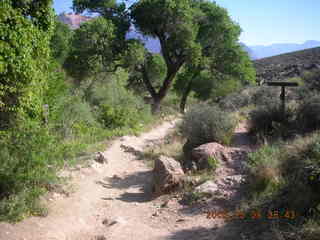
153;156;184;196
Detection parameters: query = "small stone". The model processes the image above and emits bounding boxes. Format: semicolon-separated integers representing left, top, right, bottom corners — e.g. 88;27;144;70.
112;174;122;180
95;235;107;240
94;152;108;164
152;211;159;217
161;200;169;208
102;218;109;225
176;218;185;222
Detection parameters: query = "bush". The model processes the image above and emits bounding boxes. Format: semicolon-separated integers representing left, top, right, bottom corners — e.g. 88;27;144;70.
303;70;320;92
246;145;282;194
251;86;279;106
297;95;320;132
88;71;153;130
242;133;320;239
180;103;237;150
99;104;142;129
49;93;99;139
219;87;252;112
249;100;296;140
0;121;63;221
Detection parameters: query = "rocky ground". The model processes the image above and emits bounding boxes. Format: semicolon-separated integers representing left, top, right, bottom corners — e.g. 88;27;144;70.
0;120;256;240
254;46;320;83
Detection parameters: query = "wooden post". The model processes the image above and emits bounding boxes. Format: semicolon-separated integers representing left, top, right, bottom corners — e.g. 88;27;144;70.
265;82;298;122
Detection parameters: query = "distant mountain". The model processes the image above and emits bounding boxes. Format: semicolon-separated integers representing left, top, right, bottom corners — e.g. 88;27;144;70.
250;40;320;59
240;43;257;60
127;32;257;59
58;12;92;29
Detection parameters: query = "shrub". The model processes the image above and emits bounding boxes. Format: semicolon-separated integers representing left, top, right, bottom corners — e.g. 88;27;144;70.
0;121;63;221
233;133;320;240
180;103;237;150
207;156;219;171
303;70;320;92
246;145;282;194
49;94;99;139
99;104;141;129
249;100;296;140
219;88;252;112
251;86;279;106
244;133;320;224
297;95;320;132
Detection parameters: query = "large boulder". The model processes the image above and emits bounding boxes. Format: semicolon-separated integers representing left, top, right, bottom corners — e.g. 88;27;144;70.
192;142;230;170
152;156;184;196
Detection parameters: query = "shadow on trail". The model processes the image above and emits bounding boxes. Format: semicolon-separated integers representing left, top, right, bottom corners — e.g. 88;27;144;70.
97;170;153;203
167;226;217;240
116;191;152;203
99;170;152;190
120;144;146;160
166;219;273;240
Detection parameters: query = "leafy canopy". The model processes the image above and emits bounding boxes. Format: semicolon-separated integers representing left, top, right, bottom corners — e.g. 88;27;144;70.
64;17;116;82
50;18;73;64
0;0;54;127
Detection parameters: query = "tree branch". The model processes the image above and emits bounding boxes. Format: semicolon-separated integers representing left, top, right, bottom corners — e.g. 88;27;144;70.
136;65;157;99
156;31;172;67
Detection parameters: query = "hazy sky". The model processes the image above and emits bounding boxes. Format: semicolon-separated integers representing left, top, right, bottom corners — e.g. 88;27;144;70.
53;0;320;46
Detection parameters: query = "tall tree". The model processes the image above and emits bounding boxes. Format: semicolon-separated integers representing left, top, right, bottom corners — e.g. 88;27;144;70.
50;18;73;64
175;44;256;113
130;0;201;113
70;0;255;114
68;0;144;87
0;0;54;128
174;1;256;113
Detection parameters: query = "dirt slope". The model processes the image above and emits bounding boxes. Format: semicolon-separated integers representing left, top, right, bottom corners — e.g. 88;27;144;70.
0;120;255;240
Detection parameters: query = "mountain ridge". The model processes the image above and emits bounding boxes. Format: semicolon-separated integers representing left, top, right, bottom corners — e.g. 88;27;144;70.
250;40;320;59
57;13;320;60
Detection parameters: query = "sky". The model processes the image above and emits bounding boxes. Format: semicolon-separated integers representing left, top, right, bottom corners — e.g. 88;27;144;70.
53;0;320;46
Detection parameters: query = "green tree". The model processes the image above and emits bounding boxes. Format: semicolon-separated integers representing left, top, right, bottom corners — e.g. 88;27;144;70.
174;1;256;113
130;0;202;113
71;0;255;114
127;53;167;95
73;0;130;53
67;1;145;87
64;17;117;84
63;15;145;104
175;45;256;113
50;18;73;64
0;0;54;128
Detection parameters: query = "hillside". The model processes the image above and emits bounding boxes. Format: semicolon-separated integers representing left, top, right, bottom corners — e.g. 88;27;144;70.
251;40;320;59
254;46;320;83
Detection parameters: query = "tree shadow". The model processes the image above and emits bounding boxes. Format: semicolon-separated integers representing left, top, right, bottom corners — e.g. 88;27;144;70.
98;170;153;190
167;226;217;240
97;170;154;203
120;144;147;160
231;131;254;148
166;214;280;240
116;191;152;203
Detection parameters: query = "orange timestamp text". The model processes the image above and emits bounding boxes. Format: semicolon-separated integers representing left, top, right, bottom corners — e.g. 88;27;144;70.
205;209;297;220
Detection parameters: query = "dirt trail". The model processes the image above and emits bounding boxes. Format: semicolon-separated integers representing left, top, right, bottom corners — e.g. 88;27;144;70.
0;119;255;240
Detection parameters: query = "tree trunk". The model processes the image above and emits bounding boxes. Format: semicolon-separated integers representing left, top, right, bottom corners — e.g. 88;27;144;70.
151;97;161;114
180;79;193;114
